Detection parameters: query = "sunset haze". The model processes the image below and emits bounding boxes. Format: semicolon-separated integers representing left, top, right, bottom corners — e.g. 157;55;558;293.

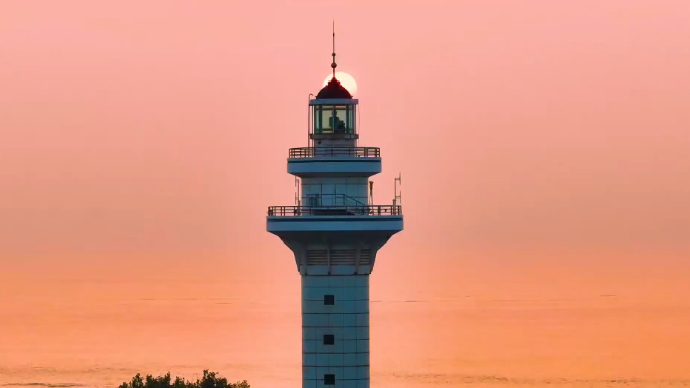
1;1;689;387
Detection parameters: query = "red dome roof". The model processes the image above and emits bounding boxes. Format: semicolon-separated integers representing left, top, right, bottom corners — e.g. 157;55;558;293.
316;77;353;99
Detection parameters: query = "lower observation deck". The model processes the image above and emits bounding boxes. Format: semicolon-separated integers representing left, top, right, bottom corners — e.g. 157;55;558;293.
267;205;403;234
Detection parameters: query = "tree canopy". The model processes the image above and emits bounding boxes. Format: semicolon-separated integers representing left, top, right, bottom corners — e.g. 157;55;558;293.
119;370;250;388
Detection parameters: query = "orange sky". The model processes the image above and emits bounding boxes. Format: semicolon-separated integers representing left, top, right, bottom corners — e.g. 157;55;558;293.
1;1;689;294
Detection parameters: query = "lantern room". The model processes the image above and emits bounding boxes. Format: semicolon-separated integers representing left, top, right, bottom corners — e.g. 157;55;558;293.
312;102;356;135
309;77;359;147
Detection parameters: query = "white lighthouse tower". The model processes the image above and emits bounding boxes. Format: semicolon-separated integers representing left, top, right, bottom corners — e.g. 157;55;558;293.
266;31;403;388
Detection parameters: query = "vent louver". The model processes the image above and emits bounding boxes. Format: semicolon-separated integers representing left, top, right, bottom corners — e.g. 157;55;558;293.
306;249;371;266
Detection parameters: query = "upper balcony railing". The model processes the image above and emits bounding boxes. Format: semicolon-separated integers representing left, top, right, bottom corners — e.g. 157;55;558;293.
268;205;402;217
289;147;380;158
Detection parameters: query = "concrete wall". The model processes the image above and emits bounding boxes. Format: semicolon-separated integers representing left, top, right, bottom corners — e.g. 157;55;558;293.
302;275;370;388
287;158;382;178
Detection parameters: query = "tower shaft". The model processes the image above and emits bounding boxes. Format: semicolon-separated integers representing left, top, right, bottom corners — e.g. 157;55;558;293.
302;274;370;387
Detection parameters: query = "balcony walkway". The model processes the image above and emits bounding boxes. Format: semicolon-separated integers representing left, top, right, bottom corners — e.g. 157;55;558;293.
267;205;402;217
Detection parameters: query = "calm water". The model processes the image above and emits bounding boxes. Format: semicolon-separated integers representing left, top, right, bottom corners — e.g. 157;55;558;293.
2;280;690;388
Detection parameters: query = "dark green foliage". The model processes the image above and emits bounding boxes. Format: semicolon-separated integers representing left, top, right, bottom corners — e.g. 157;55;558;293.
119;370;250;388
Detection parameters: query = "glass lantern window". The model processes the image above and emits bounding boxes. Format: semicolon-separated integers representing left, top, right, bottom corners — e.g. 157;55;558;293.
313;105;355;134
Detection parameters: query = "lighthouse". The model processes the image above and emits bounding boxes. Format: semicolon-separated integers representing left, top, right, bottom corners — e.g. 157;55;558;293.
266;31;403;388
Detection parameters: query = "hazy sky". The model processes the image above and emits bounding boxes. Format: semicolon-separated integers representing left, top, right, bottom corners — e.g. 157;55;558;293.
1;1;689;288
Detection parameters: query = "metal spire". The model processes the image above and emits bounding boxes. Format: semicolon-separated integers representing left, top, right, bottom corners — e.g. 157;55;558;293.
331;20;337;78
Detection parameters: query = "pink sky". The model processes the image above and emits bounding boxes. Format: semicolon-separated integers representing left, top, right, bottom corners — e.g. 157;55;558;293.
2;3;690;387
1;1;689;292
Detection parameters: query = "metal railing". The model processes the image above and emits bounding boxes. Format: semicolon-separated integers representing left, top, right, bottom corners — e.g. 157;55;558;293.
289;147;380;158
267;205;402;217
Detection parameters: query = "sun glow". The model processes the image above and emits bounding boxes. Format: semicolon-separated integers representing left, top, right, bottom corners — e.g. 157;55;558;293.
323;72;358;96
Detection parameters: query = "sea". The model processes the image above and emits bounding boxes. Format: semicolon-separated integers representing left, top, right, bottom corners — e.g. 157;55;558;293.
2;278;690;388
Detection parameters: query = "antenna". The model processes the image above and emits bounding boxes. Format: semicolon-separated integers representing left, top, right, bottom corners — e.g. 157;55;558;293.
393;173;402;206
369;181;374;205
295;177;301;206
331;20;337;78
308;93;314;147
356;102;361;147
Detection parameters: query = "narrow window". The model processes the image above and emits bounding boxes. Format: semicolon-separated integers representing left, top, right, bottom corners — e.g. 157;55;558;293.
324;374;335;385
324;294;335;305
323;334;335;345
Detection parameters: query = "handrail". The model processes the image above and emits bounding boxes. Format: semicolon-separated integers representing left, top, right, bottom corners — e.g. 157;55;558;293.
341;194;367;207
303;193;367;207
267;205;402;217
289;147;380;158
